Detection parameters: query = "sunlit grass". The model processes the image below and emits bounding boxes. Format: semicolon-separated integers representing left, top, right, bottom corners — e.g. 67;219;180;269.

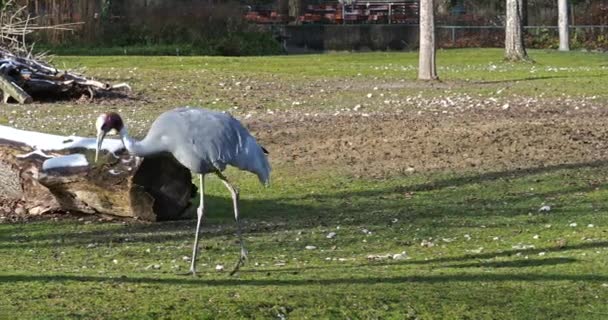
2;165;608;319
1;49;608;318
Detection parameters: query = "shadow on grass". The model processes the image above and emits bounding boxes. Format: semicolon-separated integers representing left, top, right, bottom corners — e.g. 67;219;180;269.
1;271;606;287
290;159;608;199
0;193;324;249
238;241;605;274
446;257;577;269
471;74;607;85
404;159;608;193
1;160;607;249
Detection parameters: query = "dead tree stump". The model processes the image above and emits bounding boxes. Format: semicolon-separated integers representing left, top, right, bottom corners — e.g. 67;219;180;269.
0;126;195;221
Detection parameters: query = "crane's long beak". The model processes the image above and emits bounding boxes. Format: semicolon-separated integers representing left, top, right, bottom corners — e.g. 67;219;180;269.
95;131;106;163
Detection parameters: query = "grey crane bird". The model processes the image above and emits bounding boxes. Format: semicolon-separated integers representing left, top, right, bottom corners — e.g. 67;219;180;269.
95;107;271;275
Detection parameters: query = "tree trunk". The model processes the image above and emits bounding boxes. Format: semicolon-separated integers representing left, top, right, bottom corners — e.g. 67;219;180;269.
418;0;438;81
505;0;528;61
521;0;528;26
0;126;195;221
558;0;570;51
278;0;289;19
288;0;302;24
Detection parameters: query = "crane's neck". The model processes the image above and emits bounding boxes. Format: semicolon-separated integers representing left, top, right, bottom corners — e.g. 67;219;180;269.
119;127;166;157
119;127;141;155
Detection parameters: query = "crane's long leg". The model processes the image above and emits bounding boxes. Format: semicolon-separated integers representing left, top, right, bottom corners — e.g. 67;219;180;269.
189;174;205;276
216;172;247;276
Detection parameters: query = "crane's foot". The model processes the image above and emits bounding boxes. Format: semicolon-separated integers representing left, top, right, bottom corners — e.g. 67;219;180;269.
229;248;248;276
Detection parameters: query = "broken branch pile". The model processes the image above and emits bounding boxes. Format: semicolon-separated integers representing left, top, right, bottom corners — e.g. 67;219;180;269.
0;47;131;103
0;0;130;103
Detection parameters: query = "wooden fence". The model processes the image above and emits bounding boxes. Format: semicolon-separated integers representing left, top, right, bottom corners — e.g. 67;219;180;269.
17;0;102;43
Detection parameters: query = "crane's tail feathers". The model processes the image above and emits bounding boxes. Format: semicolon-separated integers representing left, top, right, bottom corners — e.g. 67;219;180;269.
233;135;271;187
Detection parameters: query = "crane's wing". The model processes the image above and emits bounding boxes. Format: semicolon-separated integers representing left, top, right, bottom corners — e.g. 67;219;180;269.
168;108;271;185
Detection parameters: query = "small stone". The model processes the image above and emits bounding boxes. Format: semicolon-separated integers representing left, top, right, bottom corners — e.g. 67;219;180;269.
420;239;434;248
538;252;546;256
15;207;25;215
112;259;118;264
392;252;409;260
512;244;535;250
367;254;391;261
533;235;540;239
326;232;337;239
367;93;373;98
588;224;595;228
215;264;224;272
464;234;472;240
501;103;510;110
467;247;484;254
182;256;191;261
305;245;317;250
538;205;551;212
569;222;578;227
28;206;44;216
86;243;97;249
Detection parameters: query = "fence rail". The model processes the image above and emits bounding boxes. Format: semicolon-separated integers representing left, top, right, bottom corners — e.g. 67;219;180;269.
435;25;608;47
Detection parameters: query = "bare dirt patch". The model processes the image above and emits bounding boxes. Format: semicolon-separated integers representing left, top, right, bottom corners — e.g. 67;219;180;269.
251;101;608;178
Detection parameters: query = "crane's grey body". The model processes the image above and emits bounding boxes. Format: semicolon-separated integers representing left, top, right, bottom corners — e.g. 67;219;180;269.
96;106;270;276
130;107;270;184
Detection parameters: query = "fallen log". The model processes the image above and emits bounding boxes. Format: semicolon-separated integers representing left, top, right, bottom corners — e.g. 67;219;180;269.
0;125;195;221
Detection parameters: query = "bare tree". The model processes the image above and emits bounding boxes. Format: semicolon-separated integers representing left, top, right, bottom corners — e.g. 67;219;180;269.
418;0;437;80
288;0;302;24
558;0;569;51
504;0;528;61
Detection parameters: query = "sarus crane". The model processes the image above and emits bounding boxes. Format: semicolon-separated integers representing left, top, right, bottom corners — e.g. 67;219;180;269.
95;107;271;275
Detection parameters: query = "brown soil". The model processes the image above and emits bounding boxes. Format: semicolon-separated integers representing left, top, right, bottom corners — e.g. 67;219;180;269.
250;101;608;178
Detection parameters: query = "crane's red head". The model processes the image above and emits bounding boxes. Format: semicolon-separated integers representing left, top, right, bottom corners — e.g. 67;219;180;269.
96;112;124;134
95;112;124;162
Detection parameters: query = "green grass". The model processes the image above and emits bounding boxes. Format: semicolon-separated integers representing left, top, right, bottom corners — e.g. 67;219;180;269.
2;166;608;319
43;48;608;119
2;49;608;319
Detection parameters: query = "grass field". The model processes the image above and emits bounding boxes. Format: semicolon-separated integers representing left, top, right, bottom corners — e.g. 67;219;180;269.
1;49;608;319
